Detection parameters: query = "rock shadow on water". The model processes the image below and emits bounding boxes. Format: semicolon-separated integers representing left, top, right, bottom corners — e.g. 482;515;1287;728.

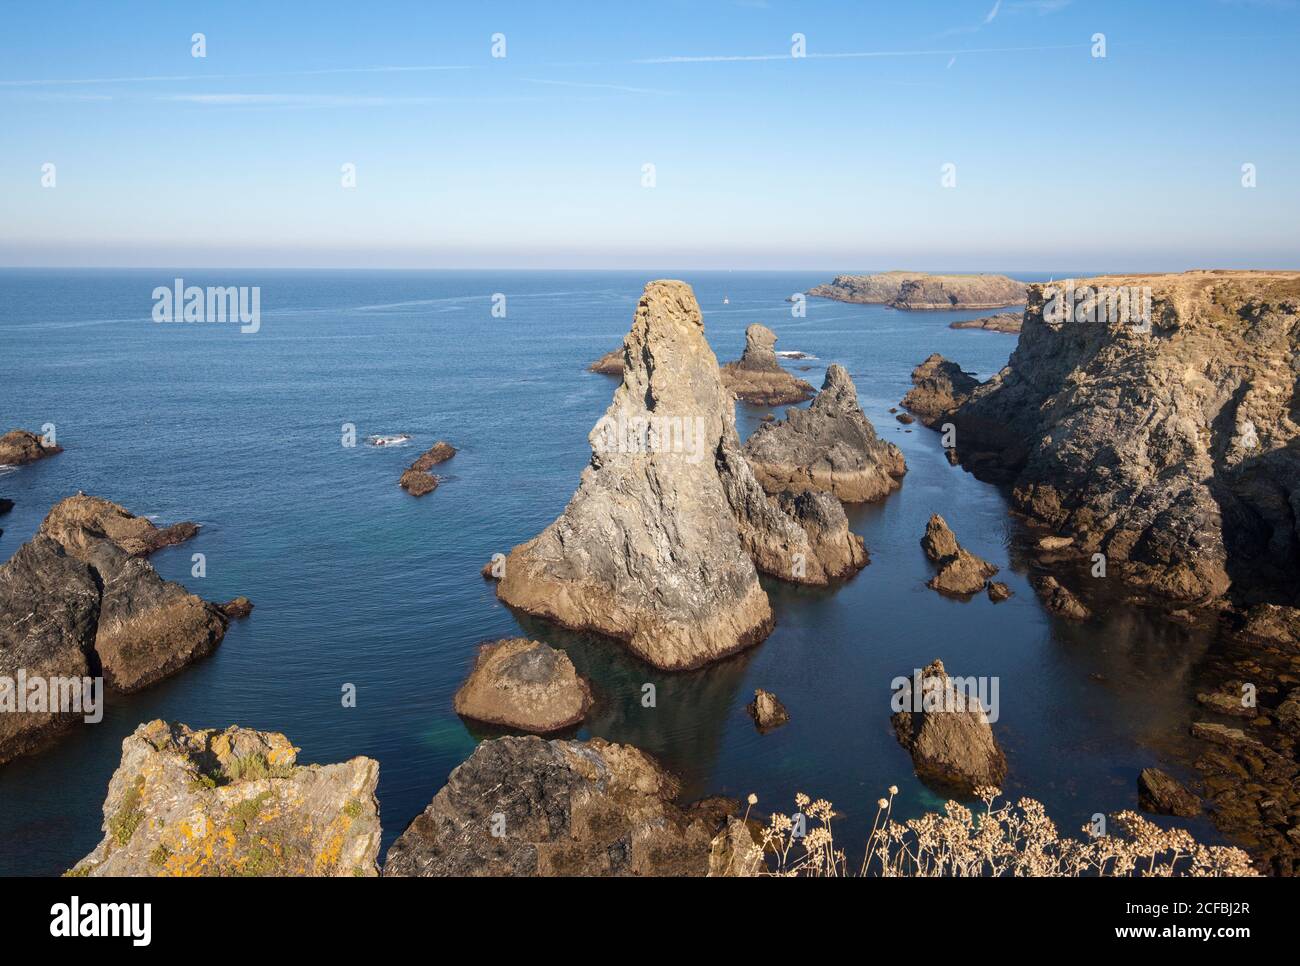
504;611;755;793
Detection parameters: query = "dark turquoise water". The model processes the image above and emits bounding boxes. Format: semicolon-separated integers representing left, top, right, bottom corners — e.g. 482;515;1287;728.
0;269;1223;875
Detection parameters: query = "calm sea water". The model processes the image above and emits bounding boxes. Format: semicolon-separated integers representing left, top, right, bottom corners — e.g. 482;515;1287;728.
0;269;1224;875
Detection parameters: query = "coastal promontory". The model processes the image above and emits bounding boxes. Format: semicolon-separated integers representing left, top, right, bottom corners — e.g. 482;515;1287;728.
807;272;1028;311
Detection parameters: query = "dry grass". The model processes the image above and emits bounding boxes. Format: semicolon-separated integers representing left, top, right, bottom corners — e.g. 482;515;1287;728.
745;787;1258;877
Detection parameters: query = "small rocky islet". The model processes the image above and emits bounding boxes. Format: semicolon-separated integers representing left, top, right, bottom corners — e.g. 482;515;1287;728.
806;271;1028;311
0;494;249;765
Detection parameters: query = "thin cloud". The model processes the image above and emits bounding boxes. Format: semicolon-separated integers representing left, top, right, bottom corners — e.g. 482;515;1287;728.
985;0;1003;23
635;43;1086;63
0;64;473;88
1008;0;1073;11
521;77;676;95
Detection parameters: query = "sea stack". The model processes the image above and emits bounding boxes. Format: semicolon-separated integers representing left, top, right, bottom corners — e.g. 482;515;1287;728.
493;281;868;671
719;324;815;405
452;638;592;733
921;514;998;597
891;659;1007;795
743;365;906;503
0;496;239;764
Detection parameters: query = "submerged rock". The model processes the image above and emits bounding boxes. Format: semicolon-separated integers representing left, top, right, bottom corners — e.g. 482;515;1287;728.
1137;767;1200;817
0;429;62;466
496;281;853;670
807;272;1027;311
747;688;790;732
383;736;730;876
587;347;624;375
744;365;906;503
891;659;1007;795
0;496;237;764
901;353;980;426
0;499;13;515
68;720;381;877
40;492;198;556
719;324;815;405
921;514;998;597
411;441;456;471
398;468;439;496
219;597;255;620
453;638;592;733
935;271;1300;608
1031;575;1092;620
399;441;455;496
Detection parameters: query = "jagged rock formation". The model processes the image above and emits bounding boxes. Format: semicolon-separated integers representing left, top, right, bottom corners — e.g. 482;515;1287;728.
219;597;254;620
587;347;624;375
807;272;1027;311
412;441;456;471
719;324;815;405
68;721;381;877
744;365;906;503
453;638;592;733
0;429;62;465
746;688;789;732
950;312;1023;333
987;581;1012;602
1031;576;1091;620
891;659;1007;795
920;514;998;597
493;281;867;671
41;492;198;556
1137;767;1200;817
383;736;733;876
0;497;237;764
901;354;980;426
707;817;764;876
925;272;1300;609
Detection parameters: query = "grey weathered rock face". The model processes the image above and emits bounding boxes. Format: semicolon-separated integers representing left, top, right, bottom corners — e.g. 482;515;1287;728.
383;736;731;876
453;638;592;733
1137;767;1200;817
901;353;980;426
747;688;790;732
0;537;100;764
744;365;906;503
807;272;1027;311
40;493;198;556
707;817;764;876
935;271;1300;608
921;514;998;597
0;496;234;764
949;312;1023;333
891;659;1007;795
0;429;62;466
69;721;381;877
720;324;815;405
1031;575;1091;620
495;281;864;670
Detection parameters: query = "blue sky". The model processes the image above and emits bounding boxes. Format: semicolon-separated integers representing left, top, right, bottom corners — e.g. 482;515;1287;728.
2;0;1297;269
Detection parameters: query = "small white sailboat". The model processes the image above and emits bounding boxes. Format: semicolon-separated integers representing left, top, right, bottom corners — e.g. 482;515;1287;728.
722;296;729;304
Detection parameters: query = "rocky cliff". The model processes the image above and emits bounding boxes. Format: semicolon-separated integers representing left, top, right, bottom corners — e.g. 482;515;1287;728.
950;312;1022;333
719;324;815;405
928;271;1300;609
493;281;867;671
807;272;1028;311
69;721;381;876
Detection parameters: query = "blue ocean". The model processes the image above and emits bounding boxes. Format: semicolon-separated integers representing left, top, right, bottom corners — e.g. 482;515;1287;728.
0;269;1223;875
